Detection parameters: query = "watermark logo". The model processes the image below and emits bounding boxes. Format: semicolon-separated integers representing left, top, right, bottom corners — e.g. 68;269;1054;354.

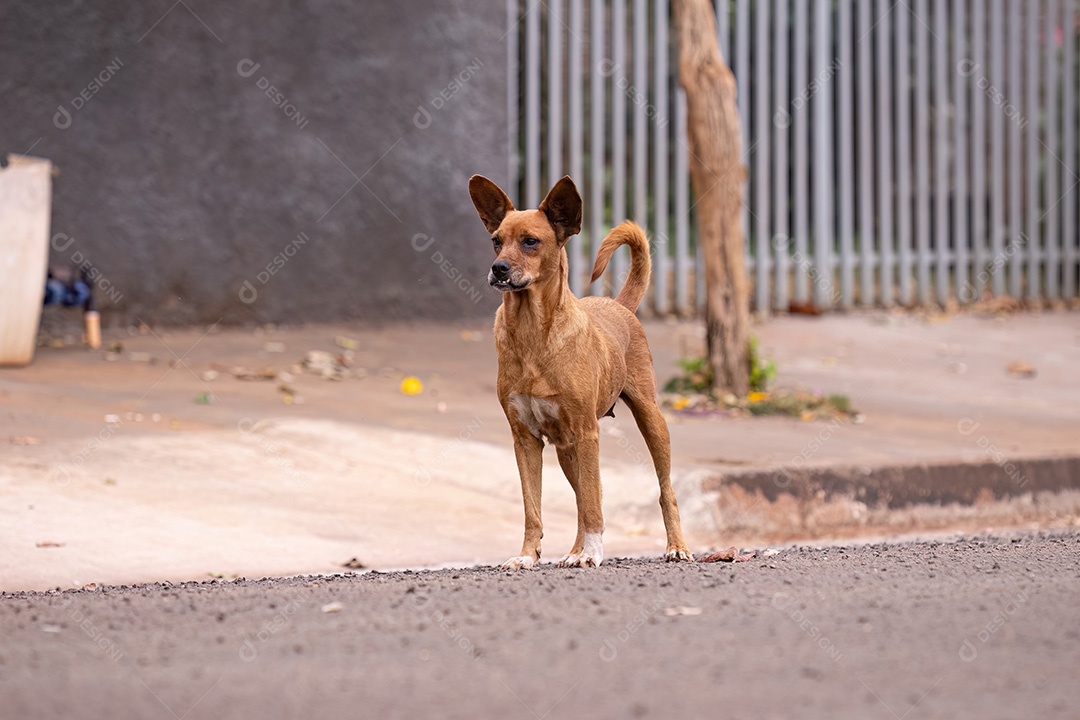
237;418;308;488
411;233;485;304
772;592;843;662
50;233;124;304
414;58;484;129
957;234;1027;303
958;589;1029;662
239;600;300;662
771;416;842;489
772;234;841;305
598;592;669;662
598;59;668;129
58;599;124;662
413;417;484;487
238;232;309;304
54;58;125;130
54;415;123;487
958;59;1028;130
956;418;1028;488
237;58;310;129
774;58;842;128
412;592;481;660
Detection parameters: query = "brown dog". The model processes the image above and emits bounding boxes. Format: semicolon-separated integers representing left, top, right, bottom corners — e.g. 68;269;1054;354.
468;174;694;569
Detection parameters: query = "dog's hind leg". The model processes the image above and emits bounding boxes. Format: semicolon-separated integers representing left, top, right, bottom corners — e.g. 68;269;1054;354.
622;372;694;563
503;429;545;569
555;434;605;568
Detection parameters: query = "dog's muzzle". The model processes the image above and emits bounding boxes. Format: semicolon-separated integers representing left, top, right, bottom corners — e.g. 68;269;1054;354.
489;261;529;291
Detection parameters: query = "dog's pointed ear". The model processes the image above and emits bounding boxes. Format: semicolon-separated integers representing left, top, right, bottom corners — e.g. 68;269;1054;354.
469;175;515;234
539;176;582;244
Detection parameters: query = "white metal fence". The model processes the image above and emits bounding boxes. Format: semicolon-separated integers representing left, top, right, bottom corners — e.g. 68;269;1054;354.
507;0;1080;313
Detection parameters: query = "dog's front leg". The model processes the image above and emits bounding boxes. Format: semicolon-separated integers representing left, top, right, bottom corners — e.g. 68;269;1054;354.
555;432;605;568
502;428;545;570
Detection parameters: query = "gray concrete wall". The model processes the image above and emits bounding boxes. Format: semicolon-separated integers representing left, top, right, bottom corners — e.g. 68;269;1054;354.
1;1;508;326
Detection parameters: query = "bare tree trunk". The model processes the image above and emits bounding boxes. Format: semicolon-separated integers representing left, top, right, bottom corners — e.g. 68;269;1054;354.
672;0;750;397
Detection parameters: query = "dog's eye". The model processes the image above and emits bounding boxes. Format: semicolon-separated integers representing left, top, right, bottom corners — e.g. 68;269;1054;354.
522;237;540;248
492;237;502;251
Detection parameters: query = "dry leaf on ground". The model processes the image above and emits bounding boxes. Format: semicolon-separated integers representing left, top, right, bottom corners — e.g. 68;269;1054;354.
697;547;757;563
1006;360;1036;378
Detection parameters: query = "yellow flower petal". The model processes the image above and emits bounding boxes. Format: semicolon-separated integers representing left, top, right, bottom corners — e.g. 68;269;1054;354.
400;376;424;395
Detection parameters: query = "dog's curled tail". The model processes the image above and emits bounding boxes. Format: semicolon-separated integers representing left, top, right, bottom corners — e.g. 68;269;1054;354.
589;221;651;311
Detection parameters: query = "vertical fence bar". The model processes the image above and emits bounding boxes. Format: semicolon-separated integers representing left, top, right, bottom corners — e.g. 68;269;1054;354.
857;0;875;306
876;0;894;306
611;0;627;291
794;0;810;303
736;0;751;276
735;0;749;127
1025;0;1040;300
838;0;855;308
1046;0;1061;300
507;0;520;192
654;0;671;314
632;0;648;239
773;0;790;311
896;5;912;304
589;0;605;296
991;0;1006;296
675;87;691;314
525;4;541;206
953;0;968;303
812;0;833;308
716;0;730;65
914;0;930;304
630;0;643;241
548;0;564;188
970;0;987;302
753;0;770;313
1006;0;1021;297
933;0;949;303
1064;0;1078;299
568;0;584;296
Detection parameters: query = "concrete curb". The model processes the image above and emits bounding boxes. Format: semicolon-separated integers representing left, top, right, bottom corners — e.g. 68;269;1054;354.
691;455;1080;541
706;455;1080;507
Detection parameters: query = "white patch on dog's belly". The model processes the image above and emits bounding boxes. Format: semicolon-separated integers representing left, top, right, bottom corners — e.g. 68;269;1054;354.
583;532;604;566
508;393;562;441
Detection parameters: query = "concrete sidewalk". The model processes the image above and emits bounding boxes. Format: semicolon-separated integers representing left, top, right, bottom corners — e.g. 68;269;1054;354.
1;309;1078;590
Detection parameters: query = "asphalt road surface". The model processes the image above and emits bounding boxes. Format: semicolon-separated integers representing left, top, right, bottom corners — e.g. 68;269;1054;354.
2;531;1078;719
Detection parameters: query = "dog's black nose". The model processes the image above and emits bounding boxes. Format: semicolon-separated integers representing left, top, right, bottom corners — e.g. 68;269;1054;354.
491;260;511;280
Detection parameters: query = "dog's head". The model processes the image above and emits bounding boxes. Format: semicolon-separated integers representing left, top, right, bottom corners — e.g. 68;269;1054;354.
468;175;582;292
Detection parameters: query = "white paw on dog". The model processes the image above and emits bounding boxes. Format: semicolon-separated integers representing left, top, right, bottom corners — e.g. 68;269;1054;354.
555;553;601;568
556;532;604;568
501;556;537;570
665;549;694;563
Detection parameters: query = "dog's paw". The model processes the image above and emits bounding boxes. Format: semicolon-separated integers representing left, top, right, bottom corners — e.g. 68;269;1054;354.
555;552;602;568
501;556;537;570
555;532;604;568
665;548;695;563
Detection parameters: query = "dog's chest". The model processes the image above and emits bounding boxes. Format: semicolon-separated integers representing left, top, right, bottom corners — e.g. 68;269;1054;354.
507;393;570;446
